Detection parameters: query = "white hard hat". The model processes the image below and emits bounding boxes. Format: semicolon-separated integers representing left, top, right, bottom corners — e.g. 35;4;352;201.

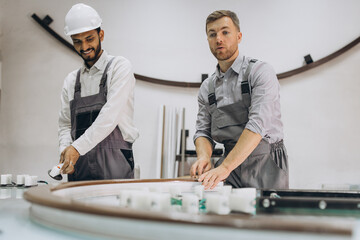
64;3;102;36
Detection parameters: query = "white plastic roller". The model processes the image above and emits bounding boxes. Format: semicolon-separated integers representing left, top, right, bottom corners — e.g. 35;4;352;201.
1;174;12;185
25;176;38;187
128;191;151;210
16;175;27;186
193;185;204;200
205;194;230;215
182;194;199;214
149;192;171;212
221;185;233;196
229;187;257;214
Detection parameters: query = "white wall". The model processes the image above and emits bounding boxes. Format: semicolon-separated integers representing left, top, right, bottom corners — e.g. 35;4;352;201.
0;0;359;188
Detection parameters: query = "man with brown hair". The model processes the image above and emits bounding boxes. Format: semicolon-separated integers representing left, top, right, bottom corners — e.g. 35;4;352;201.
190;10;288;189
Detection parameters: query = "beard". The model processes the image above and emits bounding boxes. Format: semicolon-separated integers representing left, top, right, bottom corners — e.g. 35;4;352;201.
80;40;102;63
211;45;238;61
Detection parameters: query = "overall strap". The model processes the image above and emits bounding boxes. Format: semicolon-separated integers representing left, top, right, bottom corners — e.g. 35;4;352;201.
74;69;82;99
207;58;257;106
73;57;116;100
99;57;115;96
208;77;217;106
241;59;257;95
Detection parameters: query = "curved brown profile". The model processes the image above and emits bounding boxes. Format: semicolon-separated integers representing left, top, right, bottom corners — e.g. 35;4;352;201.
23;179;353;235
32;13;360;87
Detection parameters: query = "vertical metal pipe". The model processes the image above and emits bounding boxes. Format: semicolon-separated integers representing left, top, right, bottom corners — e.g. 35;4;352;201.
160;105;166;178
180;108;185;177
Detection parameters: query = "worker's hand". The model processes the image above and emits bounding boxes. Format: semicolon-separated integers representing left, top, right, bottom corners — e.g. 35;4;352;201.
60;145;80;174
198;164;230;190
190;157;212;179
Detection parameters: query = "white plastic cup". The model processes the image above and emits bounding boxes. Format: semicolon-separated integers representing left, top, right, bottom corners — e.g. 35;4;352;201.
1;174;8;185
169;187;182;198
25;175;38;187
16;175;25;185
229;188;256;214
149;192;171;212
128;191;151;210
1;174;12;185
205;194;230;215
193;185;204;199
221;185;233;196
118;190;132;208
182;194;199;214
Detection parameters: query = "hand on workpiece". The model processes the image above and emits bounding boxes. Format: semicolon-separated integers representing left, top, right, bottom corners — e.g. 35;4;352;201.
190;157;212;179
60;145;80;174
198;164;230;190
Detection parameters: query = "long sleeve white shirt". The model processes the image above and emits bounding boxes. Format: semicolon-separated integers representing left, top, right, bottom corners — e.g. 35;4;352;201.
58;51;139;155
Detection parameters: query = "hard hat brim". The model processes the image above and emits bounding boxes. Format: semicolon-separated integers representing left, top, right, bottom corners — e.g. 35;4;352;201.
65;24;101;36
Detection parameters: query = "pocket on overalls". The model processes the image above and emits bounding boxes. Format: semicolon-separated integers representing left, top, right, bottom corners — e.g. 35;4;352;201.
270;145;288;173
214;110;249;129
75;112;91;139
121;149;134;171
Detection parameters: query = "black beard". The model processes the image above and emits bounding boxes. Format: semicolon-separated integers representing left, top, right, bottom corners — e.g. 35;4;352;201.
80;39;102;63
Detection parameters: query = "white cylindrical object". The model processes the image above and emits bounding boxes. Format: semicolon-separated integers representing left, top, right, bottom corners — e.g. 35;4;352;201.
193;185;204;200
149;193;171;212
229;188;256;214
221;185;232;196
32;176;38;185
148;193;162;212
1;174;8;185
182;194;199;214
16;175;25;185
25;175;38;187
24;175;31;186
128;191;151;210
1;174;12;185
169;187;182;198
205;194;230;215
232;187;256;195
134;163;140;179
118;190;132;208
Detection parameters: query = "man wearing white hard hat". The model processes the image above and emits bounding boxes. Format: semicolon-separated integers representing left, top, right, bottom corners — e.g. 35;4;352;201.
58;3;139;181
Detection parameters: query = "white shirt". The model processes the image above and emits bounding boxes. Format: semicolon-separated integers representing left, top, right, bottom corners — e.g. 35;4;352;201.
58;51;139;155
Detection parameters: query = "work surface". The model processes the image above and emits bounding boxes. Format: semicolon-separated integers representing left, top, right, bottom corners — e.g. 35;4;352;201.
0;186;90;240
2;180;360;240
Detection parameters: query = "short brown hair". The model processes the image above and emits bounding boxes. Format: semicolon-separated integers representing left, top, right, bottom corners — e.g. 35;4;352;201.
206;10;240;32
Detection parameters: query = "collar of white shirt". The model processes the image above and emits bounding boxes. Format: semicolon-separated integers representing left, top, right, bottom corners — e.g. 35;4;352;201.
81;50;109;73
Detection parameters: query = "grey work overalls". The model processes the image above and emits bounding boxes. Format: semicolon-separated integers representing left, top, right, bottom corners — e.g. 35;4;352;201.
209;60;289;189
68;58;134;181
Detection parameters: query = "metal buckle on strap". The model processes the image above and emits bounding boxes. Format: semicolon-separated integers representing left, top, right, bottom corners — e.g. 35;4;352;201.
241;81;250;94
74;84;81;93
208;93;217;105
